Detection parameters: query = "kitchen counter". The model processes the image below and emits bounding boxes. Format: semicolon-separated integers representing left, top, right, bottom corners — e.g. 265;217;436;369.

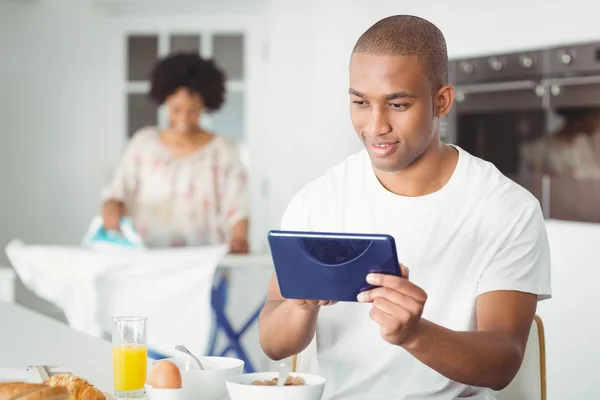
0;301;113;392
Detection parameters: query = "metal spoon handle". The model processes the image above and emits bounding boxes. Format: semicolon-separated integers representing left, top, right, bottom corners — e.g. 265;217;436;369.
174;345;205;370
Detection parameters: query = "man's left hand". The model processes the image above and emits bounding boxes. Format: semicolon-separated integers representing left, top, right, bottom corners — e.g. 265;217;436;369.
357;265;427;347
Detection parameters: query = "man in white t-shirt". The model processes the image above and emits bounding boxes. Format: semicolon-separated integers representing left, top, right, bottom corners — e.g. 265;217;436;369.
259;15;551;400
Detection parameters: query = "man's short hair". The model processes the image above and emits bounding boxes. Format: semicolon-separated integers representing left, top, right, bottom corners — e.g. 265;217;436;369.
353;15;448;91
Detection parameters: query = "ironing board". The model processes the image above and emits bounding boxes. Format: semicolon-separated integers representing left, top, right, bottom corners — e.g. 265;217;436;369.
149;254;273;374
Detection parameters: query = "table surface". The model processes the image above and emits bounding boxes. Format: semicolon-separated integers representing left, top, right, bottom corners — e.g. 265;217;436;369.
218;253;273;269
0;301;114;392
3;253;272;271
0;253;272;396
0;302;237;399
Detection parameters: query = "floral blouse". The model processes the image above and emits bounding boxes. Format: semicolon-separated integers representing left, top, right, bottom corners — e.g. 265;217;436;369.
102;127;249;248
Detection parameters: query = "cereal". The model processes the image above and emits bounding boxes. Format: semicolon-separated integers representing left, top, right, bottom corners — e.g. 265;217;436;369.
250;376;306;386
289;376;305;386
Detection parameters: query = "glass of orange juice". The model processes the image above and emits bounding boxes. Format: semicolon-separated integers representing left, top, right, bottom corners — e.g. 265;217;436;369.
112;316;148;398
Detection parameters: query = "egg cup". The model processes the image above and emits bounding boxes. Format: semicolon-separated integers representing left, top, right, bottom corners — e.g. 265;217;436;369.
145;384;184;400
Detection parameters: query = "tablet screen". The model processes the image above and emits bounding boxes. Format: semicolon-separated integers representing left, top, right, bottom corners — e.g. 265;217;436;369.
268;231;401;302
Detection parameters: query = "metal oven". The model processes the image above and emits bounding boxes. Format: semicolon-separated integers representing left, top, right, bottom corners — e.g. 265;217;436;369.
448;42;600;223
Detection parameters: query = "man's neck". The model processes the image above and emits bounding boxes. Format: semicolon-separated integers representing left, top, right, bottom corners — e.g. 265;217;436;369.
373;141;459;197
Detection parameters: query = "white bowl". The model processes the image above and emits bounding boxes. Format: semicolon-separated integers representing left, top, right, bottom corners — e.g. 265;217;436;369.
145;385;184;400
226;372;326;400
154;357;244;400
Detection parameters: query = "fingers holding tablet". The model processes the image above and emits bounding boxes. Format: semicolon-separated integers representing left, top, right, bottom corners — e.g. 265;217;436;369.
268;231;403;302
293;299;338;310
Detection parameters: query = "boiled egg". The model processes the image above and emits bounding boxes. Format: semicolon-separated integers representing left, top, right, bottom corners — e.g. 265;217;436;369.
147;360;182;389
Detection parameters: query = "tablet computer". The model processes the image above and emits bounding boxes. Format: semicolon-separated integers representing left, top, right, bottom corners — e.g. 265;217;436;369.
267;230;402;302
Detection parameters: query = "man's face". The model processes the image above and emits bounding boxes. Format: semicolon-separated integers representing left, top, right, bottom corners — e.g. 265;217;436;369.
349;53;449;172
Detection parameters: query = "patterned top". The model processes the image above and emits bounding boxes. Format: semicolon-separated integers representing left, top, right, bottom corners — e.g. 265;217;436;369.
102;127;249;248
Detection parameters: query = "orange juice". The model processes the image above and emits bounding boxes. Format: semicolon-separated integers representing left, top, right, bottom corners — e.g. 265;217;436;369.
112;344;147;394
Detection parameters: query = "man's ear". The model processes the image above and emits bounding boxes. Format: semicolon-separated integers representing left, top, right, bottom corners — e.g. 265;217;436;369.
434;84;455;119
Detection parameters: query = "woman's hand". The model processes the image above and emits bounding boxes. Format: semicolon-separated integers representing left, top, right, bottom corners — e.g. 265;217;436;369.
230;237;249;254
230;219;249;253
102;200;124;232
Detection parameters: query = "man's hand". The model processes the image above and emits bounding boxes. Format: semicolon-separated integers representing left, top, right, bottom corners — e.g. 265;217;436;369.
259;274;335;360
357;265;427;347
293;299;337;311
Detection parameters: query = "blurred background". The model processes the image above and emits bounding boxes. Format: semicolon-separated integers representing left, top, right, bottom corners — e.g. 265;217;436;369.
2;0;600;398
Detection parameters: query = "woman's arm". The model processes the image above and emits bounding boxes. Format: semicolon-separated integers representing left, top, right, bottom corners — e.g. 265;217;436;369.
218;141;250;253
101;129;149;231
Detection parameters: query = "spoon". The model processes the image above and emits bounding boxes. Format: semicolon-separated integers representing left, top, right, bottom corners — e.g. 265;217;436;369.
174;345;205;370
277;362;289;387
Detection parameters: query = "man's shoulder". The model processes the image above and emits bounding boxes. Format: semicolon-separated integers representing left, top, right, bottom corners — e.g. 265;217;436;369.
460;147;542;222
282;150;368;229
297;150;368;202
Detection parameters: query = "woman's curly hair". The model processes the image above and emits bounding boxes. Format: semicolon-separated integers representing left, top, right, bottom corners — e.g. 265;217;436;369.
148;52;226;112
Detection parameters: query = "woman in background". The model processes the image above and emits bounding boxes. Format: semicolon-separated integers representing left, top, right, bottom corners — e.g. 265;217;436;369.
520;107;600;222
521;107;600;179
101;53;249;253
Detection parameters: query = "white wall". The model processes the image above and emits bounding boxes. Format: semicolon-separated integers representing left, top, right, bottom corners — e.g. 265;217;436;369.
0;0;107;315
264;0;336;229
538;220;600;400
0;0;106;245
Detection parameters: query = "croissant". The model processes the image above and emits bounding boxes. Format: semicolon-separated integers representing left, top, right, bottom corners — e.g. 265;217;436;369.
0;382;69;400
44;375;105;400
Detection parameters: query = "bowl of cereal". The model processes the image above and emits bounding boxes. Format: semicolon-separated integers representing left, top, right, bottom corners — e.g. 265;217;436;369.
226;372;326;400
152;356;244;400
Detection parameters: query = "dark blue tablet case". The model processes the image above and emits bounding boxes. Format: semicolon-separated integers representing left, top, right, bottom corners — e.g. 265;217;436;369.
267;230;401;302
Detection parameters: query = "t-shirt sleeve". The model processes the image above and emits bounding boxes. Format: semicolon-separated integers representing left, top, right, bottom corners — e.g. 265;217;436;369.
281;187;312;231
476;201;552;301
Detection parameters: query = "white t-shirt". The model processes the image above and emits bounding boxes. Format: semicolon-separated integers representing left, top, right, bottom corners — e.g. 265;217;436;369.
281;146;552;400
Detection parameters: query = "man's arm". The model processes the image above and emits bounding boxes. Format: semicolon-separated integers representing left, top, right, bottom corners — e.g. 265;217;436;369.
359;273;537;391
260;183;340;360
403;291;536;391
259;273;335;361
361;199;548;390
